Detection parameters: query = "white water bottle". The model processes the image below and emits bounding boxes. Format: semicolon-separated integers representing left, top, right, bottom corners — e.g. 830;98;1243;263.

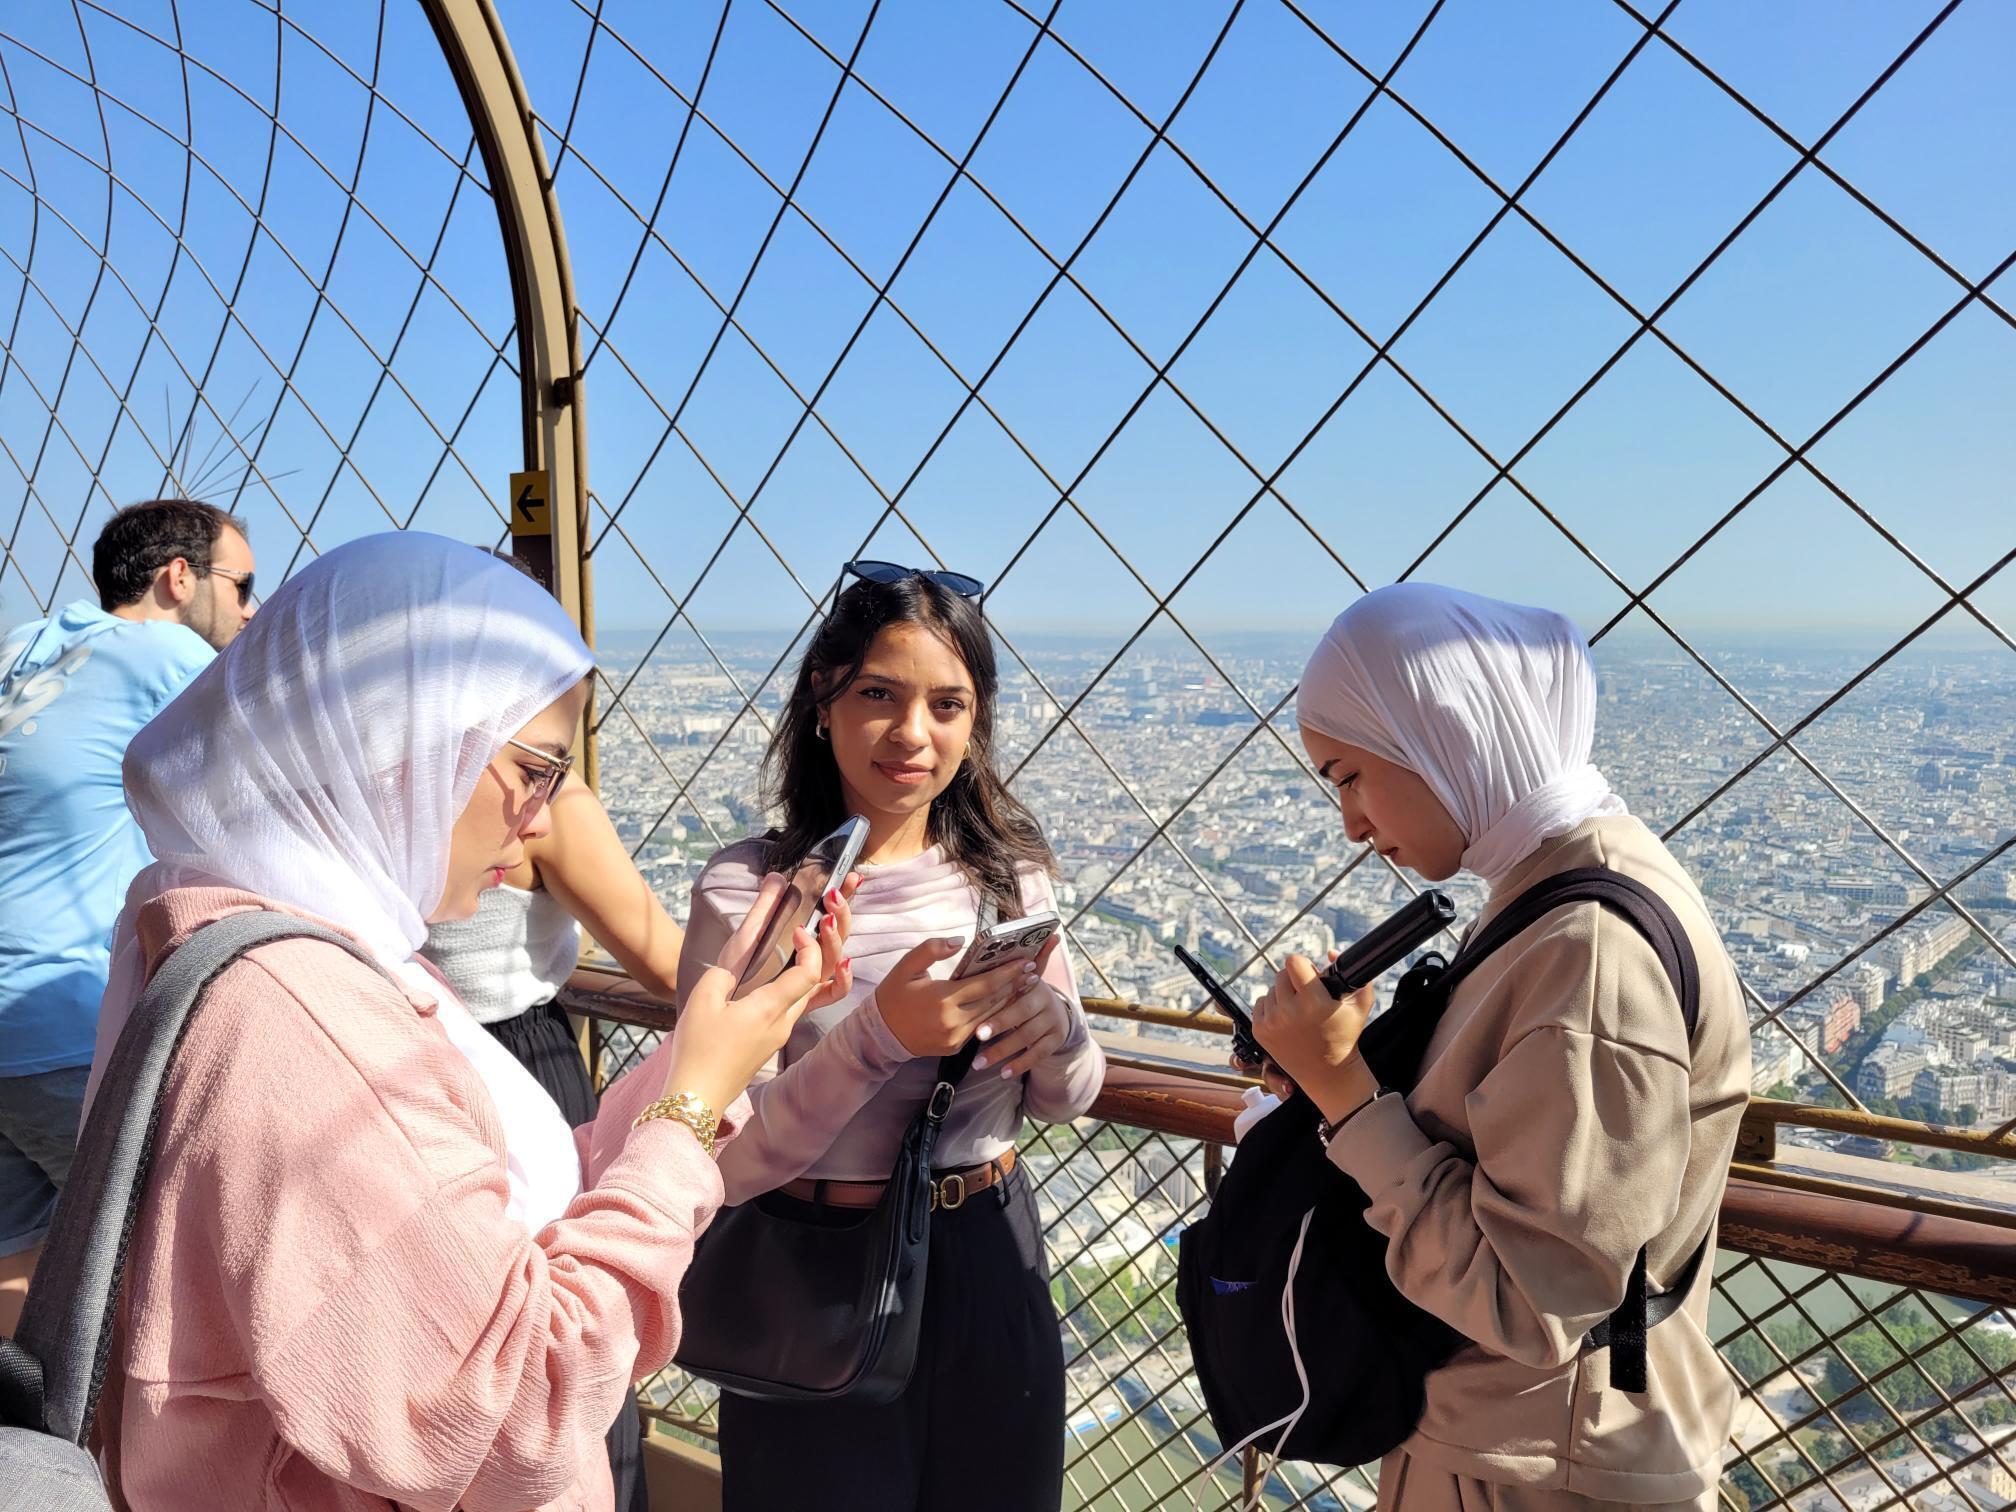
1232;1085;1282;1143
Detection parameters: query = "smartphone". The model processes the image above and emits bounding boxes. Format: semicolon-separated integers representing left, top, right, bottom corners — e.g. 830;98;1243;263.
1172;944;1265;1068
953;911;1060;980
734;816;869;993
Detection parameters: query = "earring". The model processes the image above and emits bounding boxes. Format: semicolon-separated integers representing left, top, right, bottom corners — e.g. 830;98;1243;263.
815;724;830;741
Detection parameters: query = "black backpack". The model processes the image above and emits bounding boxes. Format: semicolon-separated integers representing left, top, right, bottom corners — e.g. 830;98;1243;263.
1176;867;1704;1473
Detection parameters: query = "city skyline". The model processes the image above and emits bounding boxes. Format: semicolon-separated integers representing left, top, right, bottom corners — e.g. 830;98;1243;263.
589;629;2016;1132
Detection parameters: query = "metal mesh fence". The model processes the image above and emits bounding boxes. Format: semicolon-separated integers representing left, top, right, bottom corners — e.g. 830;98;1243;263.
0;0;525;609
592;1000;2016;1512
507;0;2016;1128
5;1;2014;1508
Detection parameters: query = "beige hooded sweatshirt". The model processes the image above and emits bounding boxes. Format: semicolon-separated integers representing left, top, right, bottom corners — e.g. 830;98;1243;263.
1328;814;1751;1502
1293;586;1751;1503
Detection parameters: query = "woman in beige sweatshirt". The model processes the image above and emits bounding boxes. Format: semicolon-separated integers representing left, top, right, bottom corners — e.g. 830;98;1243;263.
1250;585;1752;1511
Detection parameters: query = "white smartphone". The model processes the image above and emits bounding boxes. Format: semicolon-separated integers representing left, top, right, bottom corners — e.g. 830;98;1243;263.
953;910;1061;980
734;816;869;993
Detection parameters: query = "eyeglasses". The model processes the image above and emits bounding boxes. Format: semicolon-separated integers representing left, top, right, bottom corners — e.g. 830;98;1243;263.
501;735;574;827
200;564;255;607
842;559;985;598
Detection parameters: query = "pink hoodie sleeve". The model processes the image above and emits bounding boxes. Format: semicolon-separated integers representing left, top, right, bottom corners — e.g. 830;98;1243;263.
264;1122;719;1511
178;957;728;1511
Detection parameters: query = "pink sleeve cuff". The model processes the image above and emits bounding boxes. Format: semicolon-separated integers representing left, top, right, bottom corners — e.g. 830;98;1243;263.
715;1090;754;1144
850;990;914;1070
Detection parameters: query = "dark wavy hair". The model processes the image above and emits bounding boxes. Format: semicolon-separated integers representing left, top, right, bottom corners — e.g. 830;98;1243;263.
92;498;247;610
762;574;1053;918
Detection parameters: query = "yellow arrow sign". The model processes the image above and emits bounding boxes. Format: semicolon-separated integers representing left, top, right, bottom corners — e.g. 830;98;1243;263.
508;470;551;537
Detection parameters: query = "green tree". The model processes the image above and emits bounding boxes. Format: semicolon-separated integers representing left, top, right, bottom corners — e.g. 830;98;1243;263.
1820;1315;2016;1421
1052;1261;1178;1350
1726;1462;1771;1510
1723;1331;1777;1386
1763;1312;1819;1361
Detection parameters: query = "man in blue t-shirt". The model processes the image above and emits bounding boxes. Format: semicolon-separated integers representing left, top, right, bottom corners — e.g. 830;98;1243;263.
0;498;256;1327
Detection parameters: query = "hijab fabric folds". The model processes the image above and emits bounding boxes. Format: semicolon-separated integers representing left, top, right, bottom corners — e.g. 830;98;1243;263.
122;532;592;960
100;531;595;1229
1296;584;1626;886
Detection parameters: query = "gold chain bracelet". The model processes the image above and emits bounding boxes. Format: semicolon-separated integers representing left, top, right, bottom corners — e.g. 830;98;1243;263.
632;1091;719;1156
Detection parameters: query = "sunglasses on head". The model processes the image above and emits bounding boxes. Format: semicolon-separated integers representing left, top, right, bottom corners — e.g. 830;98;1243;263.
841;559;985;598
200;564;255;607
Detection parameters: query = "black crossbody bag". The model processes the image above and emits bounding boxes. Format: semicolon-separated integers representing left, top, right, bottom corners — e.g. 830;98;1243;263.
672;903;995;1403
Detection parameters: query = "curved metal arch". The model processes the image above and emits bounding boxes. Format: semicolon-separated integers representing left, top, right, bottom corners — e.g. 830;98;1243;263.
419;0;596;783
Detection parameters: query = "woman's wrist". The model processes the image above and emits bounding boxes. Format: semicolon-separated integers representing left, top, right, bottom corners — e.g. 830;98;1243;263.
1305;1052;1379;1127
633;1089;720;1155
659;1049;738;1120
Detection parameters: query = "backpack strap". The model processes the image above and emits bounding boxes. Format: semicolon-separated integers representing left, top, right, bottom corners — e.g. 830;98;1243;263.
1435;866;1705;1394
0;912;388;1445
1438;867;1699;1039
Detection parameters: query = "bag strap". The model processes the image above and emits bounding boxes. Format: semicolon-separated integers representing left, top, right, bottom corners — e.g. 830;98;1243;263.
1438;866;1700;1040
1362;868;1702;1095
919;886;1004;1127
1;911;387;1444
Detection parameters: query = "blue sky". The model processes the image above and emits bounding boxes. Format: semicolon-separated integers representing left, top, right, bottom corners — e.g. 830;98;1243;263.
0;0;2010;650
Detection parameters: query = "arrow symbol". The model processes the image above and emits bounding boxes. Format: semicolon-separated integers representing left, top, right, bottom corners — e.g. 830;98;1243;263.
514;481;540;523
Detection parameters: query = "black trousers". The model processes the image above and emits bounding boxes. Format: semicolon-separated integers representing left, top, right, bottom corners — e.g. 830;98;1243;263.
484;998;648;1512
718;1164;1066;1512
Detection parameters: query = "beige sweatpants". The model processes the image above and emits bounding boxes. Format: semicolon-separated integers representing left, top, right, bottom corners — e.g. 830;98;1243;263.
1376;1449;1718;1512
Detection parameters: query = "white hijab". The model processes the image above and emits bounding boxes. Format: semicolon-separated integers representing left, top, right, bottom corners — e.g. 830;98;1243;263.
1296;583;1627;887
95;531;595;1233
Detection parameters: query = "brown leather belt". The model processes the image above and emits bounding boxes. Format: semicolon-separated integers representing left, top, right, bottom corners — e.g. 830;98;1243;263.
779;1146;1017;1212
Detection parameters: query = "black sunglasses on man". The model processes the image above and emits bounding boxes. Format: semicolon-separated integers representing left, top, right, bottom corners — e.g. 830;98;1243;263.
200;564;255;607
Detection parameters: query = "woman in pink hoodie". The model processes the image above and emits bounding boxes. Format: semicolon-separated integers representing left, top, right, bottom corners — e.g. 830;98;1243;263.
84;533;852;1511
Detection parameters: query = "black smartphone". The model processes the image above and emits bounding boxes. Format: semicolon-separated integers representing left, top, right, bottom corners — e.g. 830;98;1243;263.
734;816;869;994
1173;944;1266;1068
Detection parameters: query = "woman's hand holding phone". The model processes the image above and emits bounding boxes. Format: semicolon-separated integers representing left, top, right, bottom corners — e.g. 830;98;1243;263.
804;871;862;1011
1250;948;1379;1123
874;936;1043;1058
970;934;1071;1078
663;870;855;1114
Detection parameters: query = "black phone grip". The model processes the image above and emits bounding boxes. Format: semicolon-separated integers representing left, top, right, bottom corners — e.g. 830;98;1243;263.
1320;890;1458;998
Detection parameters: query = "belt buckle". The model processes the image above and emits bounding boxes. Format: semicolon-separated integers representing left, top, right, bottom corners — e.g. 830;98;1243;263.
933;1172;967;1212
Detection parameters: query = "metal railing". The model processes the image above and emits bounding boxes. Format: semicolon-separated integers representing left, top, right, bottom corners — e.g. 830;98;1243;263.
565;975;2016;1511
